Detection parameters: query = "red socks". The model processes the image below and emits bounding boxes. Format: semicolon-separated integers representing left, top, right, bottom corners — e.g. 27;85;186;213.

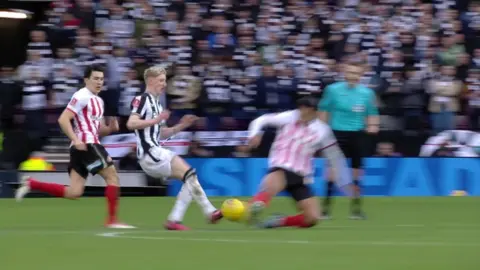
29;179;65;197
281;214;314;228
250;191;271;206
105;185;119;223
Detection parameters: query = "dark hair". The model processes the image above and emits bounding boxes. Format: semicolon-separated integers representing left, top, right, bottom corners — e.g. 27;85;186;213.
83;65;104;79
296;96;318;109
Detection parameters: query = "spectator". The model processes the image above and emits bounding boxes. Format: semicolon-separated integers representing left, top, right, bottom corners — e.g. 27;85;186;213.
437;35;466;66
428;65;462;134
402;67;427;132
167;65;201;120
374;142;401;157
27;30;53;60
118;68;142;119
472;48;480;68
107;46;133;88
18;50;50;81
466;69;480;130
21;68;50;138
73;0;95;31
52;47;78;78
200;66;231;130
7;0;480;161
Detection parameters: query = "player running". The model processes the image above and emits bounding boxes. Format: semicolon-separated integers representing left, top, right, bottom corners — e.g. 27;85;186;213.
15;65;135;229
246;96;352;228
126;66;222;230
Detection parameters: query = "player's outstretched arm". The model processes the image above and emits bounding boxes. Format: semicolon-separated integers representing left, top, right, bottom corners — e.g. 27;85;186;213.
99;117;120;137
247;110;297;149
248;110;297;138
160;114;198;139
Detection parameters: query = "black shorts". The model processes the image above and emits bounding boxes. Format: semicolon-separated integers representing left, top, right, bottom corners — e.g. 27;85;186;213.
68;144;114;179
333;130;365;169
268;167;313;202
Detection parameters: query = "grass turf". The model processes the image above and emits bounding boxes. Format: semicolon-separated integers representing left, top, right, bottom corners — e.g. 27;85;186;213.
0;197;479;270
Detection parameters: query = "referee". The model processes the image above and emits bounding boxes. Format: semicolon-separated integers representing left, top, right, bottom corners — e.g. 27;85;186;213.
318;61;379;220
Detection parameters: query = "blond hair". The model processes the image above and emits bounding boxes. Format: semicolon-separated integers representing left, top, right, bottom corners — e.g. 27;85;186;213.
143;66;166;81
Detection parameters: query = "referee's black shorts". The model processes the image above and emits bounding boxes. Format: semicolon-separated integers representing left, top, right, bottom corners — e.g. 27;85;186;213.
332;130;365;169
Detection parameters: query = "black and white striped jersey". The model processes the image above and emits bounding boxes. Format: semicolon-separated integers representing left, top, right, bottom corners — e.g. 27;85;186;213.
130;92;165;161
22;79;49;111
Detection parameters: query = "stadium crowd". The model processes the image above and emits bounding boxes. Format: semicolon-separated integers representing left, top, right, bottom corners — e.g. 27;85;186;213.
1;0;480;136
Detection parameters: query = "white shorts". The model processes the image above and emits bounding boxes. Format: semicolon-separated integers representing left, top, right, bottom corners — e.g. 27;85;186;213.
138;146;176;178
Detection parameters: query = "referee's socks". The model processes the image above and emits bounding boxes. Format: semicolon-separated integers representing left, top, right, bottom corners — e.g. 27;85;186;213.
351;179;362;213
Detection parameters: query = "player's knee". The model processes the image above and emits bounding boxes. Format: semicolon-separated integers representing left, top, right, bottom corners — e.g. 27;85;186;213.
182;167;197;182
105;175;119;186
66;186;84;199
303;213;319;228
259;184;277;198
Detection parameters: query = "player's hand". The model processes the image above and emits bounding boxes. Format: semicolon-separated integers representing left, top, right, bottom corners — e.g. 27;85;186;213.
154;110;171;123
247;135;262;149
366;125;379;134
180;114;199;126
109;117;119;132
73;140;87;151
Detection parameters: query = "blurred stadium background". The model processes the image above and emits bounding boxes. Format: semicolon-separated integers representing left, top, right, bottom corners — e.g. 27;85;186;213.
0;0;479;174
0;2;479;270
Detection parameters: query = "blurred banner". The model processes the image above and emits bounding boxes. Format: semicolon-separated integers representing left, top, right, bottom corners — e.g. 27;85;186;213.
102;130;480;158
167;158;480;197
2;158;479;197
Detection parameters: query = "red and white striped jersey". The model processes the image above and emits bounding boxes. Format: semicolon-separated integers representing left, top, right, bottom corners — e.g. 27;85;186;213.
248;110;337;178
66;87;104;144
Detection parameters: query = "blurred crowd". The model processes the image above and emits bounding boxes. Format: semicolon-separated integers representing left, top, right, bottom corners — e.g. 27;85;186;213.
1;0;480;135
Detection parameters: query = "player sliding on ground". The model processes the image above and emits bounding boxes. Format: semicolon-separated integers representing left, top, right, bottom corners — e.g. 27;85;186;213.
15;65;135;229
246;96;352;228
126;66;222;230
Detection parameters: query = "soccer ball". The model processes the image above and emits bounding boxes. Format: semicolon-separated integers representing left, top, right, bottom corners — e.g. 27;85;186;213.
221;198;247;222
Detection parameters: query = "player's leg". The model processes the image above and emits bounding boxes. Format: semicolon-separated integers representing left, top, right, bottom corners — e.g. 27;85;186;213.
88;144;135;228
170;155;222;223
164;184;193;230
247;169;287;223
262;184;320;228
15;148;88;201
350;132;366;219
16;169;87;200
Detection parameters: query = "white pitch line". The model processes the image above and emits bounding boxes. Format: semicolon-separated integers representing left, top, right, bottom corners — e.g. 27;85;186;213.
3;223;478;230
96;232;480;247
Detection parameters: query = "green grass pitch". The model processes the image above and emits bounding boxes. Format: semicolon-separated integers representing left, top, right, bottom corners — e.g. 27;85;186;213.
1;197;479;270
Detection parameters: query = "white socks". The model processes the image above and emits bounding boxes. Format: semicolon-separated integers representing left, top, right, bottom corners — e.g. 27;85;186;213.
185;175;217;216
167;184;192;222
167;179;216;222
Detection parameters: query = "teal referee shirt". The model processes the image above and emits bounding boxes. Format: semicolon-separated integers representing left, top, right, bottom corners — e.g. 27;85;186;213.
318;82;379;131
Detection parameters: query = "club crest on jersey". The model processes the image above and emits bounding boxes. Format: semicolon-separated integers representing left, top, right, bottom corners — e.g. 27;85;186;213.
70;98;77;106
131;98;140;108
352;104;365;112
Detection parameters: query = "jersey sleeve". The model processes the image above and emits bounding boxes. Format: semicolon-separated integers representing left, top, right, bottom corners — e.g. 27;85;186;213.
130;95;148;116
318;85;333;112
366;89;379;116
248;110;298;138
66;92;89;115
